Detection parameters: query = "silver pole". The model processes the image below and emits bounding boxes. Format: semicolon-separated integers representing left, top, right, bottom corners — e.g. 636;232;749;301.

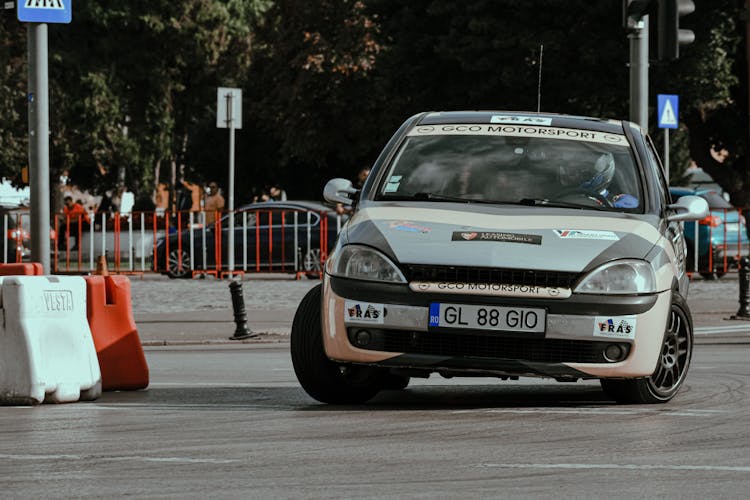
628;16;649;130
227;93;235;273
664;129;670;183
28;23;51;272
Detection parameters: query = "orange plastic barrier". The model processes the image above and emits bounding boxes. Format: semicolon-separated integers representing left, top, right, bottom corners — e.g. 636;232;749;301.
84;275;149;391
0;263;43;275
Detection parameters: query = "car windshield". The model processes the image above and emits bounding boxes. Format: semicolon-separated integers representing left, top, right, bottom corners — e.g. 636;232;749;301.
377;124;643;211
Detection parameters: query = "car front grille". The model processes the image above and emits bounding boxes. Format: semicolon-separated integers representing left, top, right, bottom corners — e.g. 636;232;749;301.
403;264;581;289
349;329;620;364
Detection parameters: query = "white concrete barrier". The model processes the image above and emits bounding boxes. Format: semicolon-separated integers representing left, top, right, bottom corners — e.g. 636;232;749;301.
0;276;102;405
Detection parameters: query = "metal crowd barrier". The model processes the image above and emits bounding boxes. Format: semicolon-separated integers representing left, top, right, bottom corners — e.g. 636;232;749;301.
0;208;340;278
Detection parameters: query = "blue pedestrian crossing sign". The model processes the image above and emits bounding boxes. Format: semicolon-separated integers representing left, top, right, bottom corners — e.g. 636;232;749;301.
18;0;72;24
657;94;679;129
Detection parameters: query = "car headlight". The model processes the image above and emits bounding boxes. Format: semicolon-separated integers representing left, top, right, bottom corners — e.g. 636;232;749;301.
574;259;656;295
326;244;406;283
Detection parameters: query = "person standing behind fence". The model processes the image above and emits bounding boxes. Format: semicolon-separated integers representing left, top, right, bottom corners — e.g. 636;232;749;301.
154;182;169;216
204;181;225;226
179;178;203;212
62;195;90;250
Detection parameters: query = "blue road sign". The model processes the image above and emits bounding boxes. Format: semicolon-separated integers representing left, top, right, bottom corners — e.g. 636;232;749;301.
18;0;72;24
657;94;679;129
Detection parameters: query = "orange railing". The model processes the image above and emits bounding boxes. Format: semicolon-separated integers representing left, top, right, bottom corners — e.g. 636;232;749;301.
1;208;341;278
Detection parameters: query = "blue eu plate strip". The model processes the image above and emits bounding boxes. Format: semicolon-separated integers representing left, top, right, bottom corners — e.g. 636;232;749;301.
429;303;440;327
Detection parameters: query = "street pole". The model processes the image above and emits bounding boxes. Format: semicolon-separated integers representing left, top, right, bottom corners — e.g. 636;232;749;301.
664;129;670;181
226;93;235;274
28;22;51;272
629;15;649;130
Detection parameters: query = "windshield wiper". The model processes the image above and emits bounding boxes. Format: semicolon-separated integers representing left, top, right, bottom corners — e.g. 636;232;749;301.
379;192;476;203
413;192;475;203
519;198;604;210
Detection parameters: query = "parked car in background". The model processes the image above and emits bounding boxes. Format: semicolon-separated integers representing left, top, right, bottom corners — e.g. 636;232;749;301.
669;187;749;279
1;208;31;263
153;201;340;278
680;167;724;194
0;207;57;264
56;212;158;266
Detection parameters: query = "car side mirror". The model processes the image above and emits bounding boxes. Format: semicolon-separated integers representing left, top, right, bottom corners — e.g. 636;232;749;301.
667;195;709;222
323;178;358;206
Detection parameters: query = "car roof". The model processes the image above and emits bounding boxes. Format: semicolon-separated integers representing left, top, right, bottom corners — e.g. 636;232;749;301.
416;111;629;135
237;200;332;212
669;186;733;209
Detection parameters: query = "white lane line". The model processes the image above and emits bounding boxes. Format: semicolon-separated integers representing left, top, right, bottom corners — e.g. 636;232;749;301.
695;325;750;334
0;453;239;465
475;463;750;472
452;408;726;417
148;382;298;387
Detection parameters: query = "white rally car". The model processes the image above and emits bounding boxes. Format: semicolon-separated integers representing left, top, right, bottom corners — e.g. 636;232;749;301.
291;111;708;404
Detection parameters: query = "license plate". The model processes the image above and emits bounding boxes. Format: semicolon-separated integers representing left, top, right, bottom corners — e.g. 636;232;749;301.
429;303;545;333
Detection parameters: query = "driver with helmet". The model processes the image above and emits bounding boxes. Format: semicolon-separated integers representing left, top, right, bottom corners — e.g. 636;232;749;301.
559;153;638;209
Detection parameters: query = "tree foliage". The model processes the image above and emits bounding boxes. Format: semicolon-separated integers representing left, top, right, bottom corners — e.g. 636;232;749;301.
0;1;747;204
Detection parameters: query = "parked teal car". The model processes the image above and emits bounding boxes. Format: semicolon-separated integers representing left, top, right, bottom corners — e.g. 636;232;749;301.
670;187;749;279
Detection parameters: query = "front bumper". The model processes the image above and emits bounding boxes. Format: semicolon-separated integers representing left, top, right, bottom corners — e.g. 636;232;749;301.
322;275;672;380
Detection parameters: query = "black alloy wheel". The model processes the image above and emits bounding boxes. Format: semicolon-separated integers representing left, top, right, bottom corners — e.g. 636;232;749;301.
600;293;693;404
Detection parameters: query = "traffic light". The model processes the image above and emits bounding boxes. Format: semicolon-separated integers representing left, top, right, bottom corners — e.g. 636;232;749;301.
623;0;655;29
658;0;695;60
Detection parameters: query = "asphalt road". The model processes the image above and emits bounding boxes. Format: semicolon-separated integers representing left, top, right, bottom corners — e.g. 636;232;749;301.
2;343;749;499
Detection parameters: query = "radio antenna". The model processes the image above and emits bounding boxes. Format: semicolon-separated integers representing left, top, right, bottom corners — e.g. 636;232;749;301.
537;44;544;112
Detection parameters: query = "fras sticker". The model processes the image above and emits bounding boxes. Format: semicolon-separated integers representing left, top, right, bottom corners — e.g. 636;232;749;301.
345;301;385;324
593;316;636;339
491;115;552;126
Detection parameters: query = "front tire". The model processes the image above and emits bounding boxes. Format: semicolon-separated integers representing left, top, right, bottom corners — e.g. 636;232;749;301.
290;284;382;404
600;293;693;404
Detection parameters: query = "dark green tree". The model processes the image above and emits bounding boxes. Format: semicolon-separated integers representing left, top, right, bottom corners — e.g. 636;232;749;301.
0;13;29;181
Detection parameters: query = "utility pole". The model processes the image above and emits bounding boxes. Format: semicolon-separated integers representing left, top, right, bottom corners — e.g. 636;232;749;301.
18;0;72;273
624;1;653;130
28;22;51;272
629;16;649;130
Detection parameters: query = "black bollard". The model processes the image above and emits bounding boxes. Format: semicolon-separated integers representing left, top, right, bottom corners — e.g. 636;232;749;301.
736;257;750;318
228;280;257;340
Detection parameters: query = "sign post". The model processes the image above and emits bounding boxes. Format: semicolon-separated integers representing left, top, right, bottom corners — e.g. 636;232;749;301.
18;0;73;273
657;94;679;181
216;87;242;274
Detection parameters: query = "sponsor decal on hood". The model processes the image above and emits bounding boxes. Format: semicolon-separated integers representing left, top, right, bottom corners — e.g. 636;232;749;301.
451;231;541;245
555;229;619;241
389;221;432;233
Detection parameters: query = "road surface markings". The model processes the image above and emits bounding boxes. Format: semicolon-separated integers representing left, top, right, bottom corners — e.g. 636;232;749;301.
452;408;726;417
0;453;239;464
475;463;750;472
695;325;750;335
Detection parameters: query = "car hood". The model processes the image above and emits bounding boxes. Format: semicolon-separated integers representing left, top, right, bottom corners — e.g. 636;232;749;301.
345;205;661;273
